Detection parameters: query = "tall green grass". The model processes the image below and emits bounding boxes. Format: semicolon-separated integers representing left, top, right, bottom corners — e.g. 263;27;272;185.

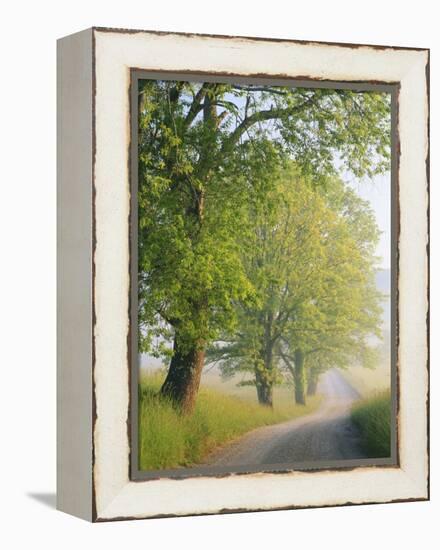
351;390;391;458
139;372;321;470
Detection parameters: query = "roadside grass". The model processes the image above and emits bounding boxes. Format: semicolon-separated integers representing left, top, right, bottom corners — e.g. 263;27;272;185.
351;390;391;458
139;371;321;470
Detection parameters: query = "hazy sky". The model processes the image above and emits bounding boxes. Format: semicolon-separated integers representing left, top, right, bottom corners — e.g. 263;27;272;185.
346;172;391;270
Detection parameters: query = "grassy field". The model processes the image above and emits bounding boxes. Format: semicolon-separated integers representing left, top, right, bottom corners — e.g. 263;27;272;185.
201;368;301;406
139;371;321;470
351;390;391;458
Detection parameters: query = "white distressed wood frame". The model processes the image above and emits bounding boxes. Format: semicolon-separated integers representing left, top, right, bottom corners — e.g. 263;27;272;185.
57;27;429;522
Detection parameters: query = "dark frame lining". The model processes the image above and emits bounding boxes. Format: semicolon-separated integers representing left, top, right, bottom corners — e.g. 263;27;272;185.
128;70;400;482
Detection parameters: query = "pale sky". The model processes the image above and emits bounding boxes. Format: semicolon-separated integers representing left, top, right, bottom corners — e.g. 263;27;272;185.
346;171;391;270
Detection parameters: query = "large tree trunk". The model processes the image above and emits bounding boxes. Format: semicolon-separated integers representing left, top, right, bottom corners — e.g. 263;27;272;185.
160;335;205;414
294;349;306;405
255;365;273;407
307;367;319;396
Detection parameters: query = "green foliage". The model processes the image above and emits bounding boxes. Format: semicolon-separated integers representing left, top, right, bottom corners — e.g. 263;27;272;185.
209;165;384;395
351;390;391;457
138;371;321;470
138;80;391;361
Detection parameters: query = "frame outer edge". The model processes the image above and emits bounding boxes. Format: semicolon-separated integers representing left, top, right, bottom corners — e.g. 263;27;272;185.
57;27;94;522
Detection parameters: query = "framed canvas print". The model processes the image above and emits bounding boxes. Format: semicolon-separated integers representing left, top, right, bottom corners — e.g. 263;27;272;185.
57;27;429;522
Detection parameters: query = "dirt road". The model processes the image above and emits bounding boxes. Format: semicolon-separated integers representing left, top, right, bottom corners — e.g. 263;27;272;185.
203;368;365;467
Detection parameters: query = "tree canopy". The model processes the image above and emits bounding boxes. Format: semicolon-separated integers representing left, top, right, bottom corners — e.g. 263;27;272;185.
137;79;391;412
207;165;383;405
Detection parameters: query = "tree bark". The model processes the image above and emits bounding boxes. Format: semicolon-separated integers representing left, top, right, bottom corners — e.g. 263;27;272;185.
255;365;273;407
160;335;205;414
294;349;306;405
254;323;275;407
307;367;319;396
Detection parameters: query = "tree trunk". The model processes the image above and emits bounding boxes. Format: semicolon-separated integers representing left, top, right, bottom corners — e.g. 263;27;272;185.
254;330;274;407
159;93;218;415
294;349;306;405
307;367;319;396
160;335;205;414
255;365;273;407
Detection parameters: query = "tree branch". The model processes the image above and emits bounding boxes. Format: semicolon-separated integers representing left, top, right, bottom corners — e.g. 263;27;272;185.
220;95;318;155
182;83;211;131
231;85;288;96
279;349;295;374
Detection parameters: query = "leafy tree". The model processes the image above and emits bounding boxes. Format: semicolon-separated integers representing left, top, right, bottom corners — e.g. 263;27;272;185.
280;178;384;404
209;168;383;406
138;79;390;413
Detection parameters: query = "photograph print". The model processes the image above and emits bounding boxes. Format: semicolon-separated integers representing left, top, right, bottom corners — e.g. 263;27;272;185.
132;75;397;477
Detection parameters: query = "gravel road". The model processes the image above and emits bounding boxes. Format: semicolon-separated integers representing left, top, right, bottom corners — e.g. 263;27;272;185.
203;368;365;467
